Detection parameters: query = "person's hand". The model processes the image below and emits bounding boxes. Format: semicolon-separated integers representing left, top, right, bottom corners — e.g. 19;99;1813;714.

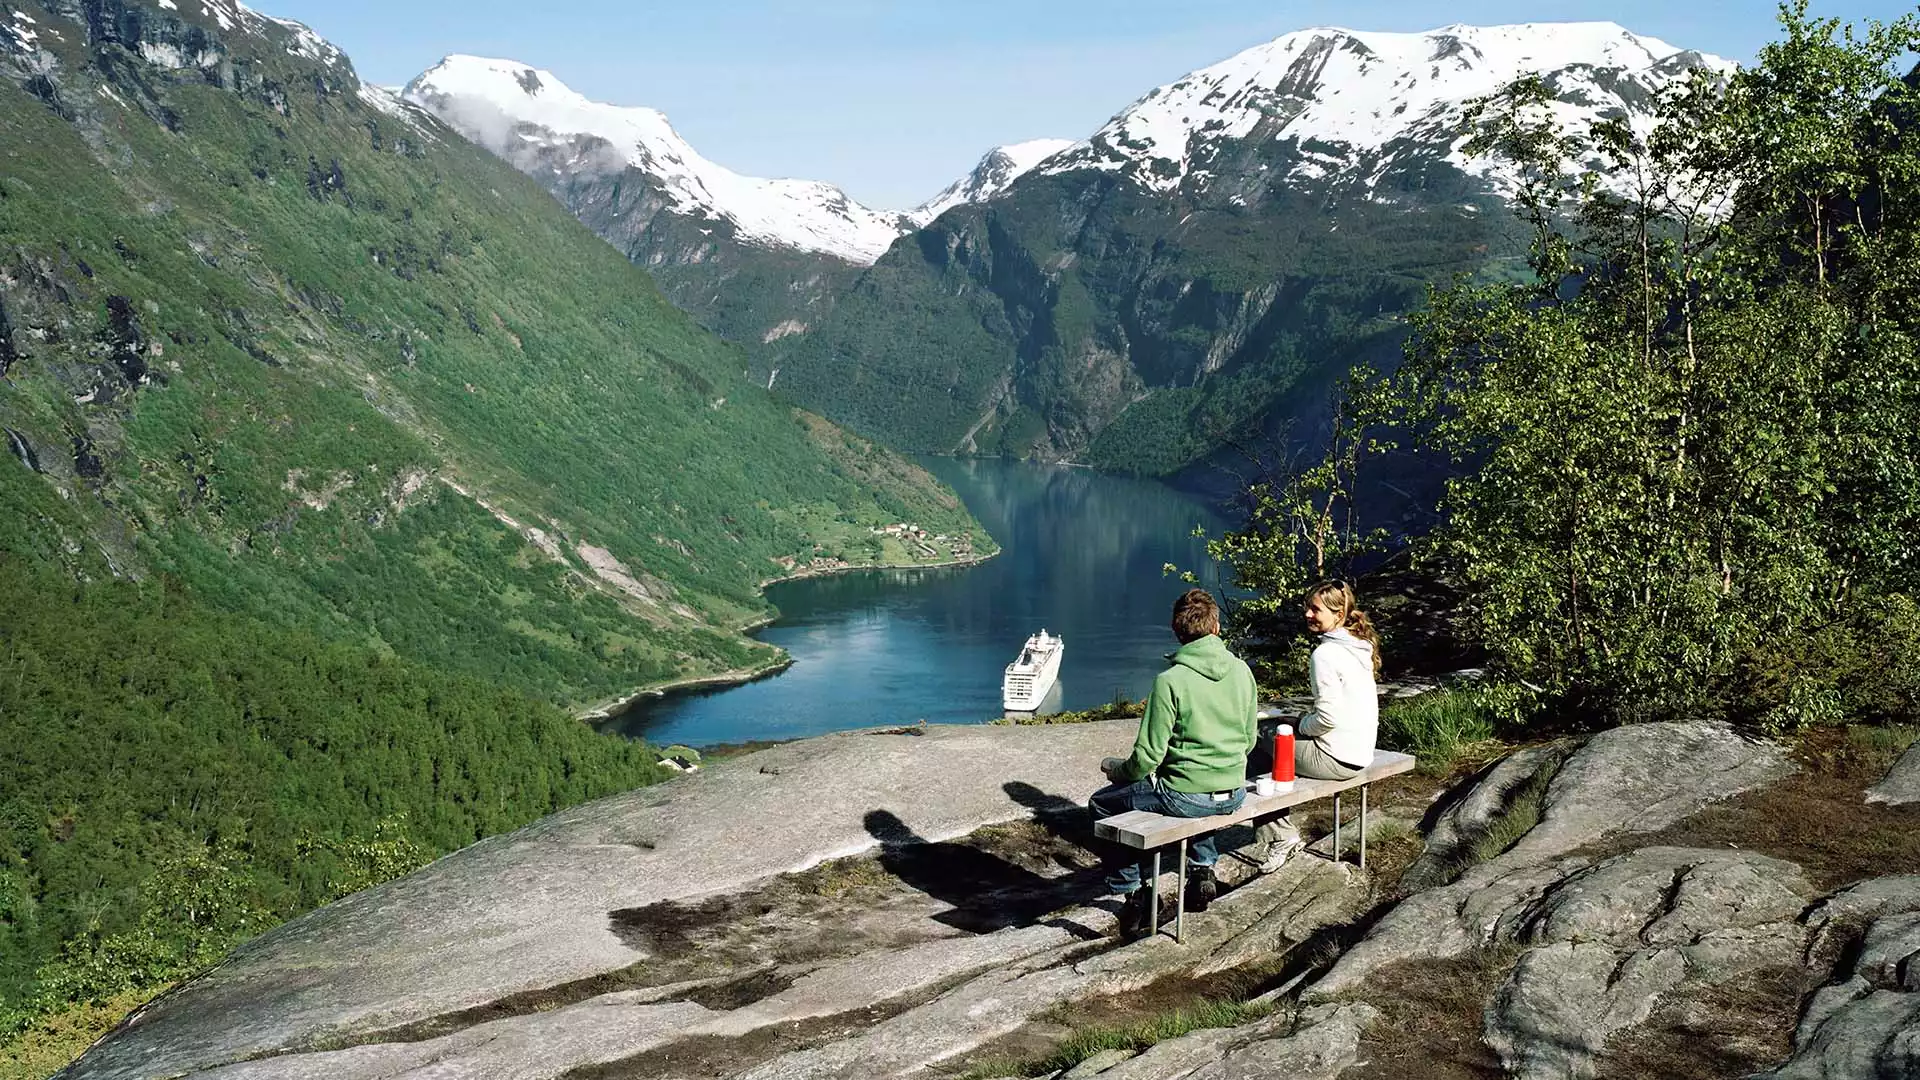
1100;757;1126;782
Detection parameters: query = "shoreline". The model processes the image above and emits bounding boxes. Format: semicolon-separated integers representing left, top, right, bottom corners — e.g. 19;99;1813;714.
578;547;1000;726
752;546;998;590
578;657;797;723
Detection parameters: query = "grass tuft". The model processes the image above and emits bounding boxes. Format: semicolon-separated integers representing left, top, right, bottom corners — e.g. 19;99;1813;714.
792;857;895;899
960;998;1277;1079
1846;723;1920;772
0;987;160;1080
1379;689;1502;776
1464;766;1551;867
991;698;1146;726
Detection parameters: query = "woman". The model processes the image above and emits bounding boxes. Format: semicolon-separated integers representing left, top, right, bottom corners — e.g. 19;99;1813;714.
1256;579;1381;873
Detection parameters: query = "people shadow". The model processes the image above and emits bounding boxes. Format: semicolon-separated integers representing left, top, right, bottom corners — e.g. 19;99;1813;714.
1002;779;1096;853
863;806;1104;934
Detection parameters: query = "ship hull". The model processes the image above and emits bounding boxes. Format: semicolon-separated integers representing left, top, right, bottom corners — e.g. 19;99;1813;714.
1002;634;1064;712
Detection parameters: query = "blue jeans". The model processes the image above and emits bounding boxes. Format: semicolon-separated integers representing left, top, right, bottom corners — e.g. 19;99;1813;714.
1090;778;1246;895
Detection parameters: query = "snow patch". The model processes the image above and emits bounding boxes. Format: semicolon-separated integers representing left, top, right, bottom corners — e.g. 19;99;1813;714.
406;57;1057;263
199;0;232;31
266;16;342;66
908;137;1076;226
157;0;177;9
139;40;220;70
357;82;437;140
4;10;37;49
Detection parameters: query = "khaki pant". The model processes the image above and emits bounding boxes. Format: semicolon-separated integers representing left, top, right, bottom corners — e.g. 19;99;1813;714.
1254;737;1362;846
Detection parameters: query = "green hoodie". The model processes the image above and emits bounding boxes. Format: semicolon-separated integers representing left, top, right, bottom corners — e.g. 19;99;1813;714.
1119;634;1259;793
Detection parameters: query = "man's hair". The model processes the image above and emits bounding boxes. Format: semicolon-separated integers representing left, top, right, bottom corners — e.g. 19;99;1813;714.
1171;588;1220;643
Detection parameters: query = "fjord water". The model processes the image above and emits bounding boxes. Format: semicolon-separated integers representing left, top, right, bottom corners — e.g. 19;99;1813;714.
602;458;1230;747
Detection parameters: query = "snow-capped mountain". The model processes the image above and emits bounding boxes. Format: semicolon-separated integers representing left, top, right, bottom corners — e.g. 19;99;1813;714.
760;22;1738;473
1042;21;1732;198
909;139;1076;227
404;55;911;263
404;57;1065;265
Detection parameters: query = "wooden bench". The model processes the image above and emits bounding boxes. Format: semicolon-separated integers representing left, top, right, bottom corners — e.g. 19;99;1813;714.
1093;748;1417;942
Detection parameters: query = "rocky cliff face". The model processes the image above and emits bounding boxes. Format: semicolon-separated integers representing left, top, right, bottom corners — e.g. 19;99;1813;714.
766;168;1487;474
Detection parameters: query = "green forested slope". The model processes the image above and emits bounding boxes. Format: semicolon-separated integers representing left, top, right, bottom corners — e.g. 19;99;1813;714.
0;0;985;1049
0;433;672;1040
0;0;984;702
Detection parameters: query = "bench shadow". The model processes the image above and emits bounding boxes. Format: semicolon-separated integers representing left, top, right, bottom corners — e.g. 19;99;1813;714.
864;799;1107;934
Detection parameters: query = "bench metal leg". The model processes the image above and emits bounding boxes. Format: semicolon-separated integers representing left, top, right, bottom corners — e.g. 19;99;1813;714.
1333;792;1342;864
1175;838;1188;943
1360;785;1369;870
1149;849;1161;938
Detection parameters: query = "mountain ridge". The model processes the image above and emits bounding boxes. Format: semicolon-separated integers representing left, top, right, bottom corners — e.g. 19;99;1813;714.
402;55;1072;263
1039;21;1731;199
0;0;990;706
0;0;994;1046
753;19;1733;474
404;20;1733;475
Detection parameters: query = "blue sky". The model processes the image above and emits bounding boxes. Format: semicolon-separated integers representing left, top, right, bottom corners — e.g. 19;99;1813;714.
264;1;1914;209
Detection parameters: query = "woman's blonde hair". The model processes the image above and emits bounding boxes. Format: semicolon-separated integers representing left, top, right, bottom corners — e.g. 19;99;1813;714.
1307;580;1382;677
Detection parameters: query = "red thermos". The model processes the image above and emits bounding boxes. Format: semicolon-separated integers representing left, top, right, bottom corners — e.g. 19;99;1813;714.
1273;724;1295;782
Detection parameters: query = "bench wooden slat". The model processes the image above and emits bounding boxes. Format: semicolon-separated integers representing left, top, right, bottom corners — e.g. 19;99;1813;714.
1092;751;1416;850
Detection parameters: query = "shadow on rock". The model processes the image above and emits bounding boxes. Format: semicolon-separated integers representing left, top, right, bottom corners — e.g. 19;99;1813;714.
865;806;1104;933
1003;779;1096;850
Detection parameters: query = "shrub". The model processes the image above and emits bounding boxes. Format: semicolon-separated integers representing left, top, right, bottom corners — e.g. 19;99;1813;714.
1730;593;1920;734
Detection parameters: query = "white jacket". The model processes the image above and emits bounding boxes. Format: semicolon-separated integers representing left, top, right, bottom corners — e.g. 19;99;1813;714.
1298;628;1378;767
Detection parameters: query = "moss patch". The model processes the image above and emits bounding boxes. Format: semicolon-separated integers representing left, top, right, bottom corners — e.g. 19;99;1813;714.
949;961;1291;1079
1593;965;1806;1080
1573;727;1920;891
1336;948;1521;1080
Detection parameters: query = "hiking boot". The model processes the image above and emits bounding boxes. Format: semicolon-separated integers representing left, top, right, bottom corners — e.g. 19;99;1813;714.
1259;838;1306;875
1116;889;1153;940
1185;866;1219;913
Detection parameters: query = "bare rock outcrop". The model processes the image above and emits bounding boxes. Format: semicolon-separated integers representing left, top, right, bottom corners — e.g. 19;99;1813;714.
1056;1002;1377;1080
730;839;1374;1080
1399;738;1578;891
1310;720;1792;998
67;712;1891;1080
1498;720;1791;865
1865;741;1920;806
1479;847;1814;1079
1759;876;1920;1080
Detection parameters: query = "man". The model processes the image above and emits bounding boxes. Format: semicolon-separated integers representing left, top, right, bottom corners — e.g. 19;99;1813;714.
1090;588;1259;939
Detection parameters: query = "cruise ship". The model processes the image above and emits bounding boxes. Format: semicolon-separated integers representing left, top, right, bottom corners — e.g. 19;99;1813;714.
1002;630;1064;712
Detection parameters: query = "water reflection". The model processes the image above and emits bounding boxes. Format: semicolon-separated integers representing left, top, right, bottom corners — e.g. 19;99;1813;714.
601;458;1229;747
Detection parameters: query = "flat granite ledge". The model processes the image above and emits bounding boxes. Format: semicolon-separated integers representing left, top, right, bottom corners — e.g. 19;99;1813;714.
63;720;1140;1080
